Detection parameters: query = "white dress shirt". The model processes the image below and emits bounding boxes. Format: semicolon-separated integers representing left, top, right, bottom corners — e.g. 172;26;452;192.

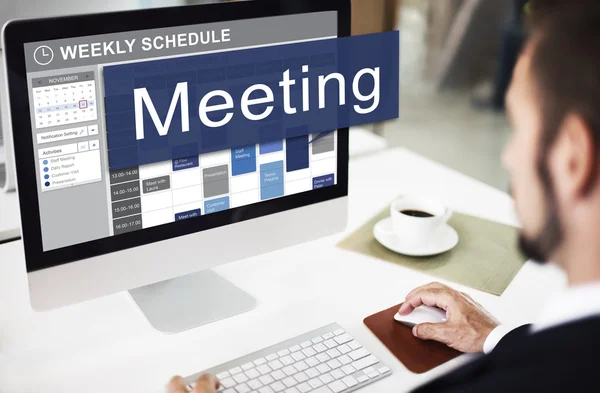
483;282;600;354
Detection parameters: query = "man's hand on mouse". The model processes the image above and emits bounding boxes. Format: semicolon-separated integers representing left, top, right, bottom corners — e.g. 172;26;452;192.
168;374;219;393
398;282;500;353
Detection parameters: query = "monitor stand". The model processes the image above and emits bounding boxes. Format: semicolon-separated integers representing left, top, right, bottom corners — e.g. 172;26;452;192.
128;270;256;333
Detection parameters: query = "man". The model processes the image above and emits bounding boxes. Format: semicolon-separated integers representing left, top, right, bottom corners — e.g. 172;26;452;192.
169;1;600;391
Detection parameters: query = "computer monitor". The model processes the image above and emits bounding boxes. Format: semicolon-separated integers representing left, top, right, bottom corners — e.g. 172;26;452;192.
2;0;350;332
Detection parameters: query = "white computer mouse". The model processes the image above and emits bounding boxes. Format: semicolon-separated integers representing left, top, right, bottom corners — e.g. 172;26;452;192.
394;305;447;327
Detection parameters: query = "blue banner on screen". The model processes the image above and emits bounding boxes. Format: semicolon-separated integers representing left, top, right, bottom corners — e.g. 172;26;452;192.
104;31;399;170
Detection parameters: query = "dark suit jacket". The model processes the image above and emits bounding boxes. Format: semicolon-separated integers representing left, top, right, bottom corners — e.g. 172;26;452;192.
412;317;600;392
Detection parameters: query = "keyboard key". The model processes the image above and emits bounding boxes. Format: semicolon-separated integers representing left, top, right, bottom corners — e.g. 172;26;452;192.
327;359;342;370
266;354;279;361
316;364;332;374
334;334;352;345
324;339;337;349
338;355;351;365
301;341;312;348
338;345;351;355
330;369;345;380
326;349;341;358
229;367;243;375
309;378;324;389
328;380;347;393
351;355;378;371
248;379;263;389
289;345;302;353
316;353;330;363
278;349;290;357
242;362;255;371
269;360;284;370
271;381;286;392
313;343;328;353
283;377;297;387
282;366;297;376
217;371;231;380
341;365;356;375
235;383;251;393
221;378;236;388
322;332;335;340
319;373;334;384
285;388;300;393
297;383;311;393
312;387;334;393
312;337;324;344
306;357;320;367
348;341;361;350
357;375;369;383
254;357;267;366
257;365;273;375
280;356;294;366
223;389;235;393
334;329;345;336
294;372;309;383
363;367;375;375
348;348;370;361
246;368;261;379
259;375;275;385
306;368;320;379
302;347;317;357
295;360;309;372
259;387;275;393
271;370;286;380
367;371;379;379
378;366;391;375
291;352;306;361
234;373;249;384
341;376;358;388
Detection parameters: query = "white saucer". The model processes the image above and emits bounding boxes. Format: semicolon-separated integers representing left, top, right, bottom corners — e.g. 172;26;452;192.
373;217;459;257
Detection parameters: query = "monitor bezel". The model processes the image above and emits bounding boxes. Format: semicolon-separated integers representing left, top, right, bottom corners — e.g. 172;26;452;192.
3;0;351;273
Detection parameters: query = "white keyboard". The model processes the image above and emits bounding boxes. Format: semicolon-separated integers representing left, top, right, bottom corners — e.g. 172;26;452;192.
184;323;392;393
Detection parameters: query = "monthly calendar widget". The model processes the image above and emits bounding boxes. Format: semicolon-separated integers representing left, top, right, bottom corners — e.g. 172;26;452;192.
32;72;98;130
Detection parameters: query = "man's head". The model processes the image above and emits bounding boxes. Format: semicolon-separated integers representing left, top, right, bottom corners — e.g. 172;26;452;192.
503;1;600;266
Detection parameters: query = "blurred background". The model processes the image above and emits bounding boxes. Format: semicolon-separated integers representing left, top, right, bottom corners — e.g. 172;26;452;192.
0;0;522;192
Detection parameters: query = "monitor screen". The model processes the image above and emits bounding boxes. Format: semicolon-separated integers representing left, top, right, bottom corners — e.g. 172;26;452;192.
20;10;342;254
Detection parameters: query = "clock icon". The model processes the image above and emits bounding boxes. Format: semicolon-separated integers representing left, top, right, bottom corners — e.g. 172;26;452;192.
33;45;54;66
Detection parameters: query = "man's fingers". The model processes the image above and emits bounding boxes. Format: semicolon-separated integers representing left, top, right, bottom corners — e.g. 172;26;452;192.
400;283;453;315
167;376;188;393
402;288;454;315
412;322;451;344
405;282;448;300
194;374;220;393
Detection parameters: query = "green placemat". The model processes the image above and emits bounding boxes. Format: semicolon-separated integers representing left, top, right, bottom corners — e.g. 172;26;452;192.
338;204;526;296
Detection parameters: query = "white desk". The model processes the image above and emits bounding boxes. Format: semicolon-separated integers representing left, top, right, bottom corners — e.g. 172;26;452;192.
0;148;566;393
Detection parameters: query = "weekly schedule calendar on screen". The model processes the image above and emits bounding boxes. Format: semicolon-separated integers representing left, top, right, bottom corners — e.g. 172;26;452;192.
24;12;340;251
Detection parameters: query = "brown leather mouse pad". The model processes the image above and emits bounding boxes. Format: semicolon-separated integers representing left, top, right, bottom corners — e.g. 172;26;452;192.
364;303;461;374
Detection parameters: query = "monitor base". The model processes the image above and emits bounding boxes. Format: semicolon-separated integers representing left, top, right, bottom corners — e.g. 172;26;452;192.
129;270;256;334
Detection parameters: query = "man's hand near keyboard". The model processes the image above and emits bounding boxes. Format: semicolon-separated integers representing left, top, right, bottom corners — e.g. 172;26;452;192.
168;374;219;393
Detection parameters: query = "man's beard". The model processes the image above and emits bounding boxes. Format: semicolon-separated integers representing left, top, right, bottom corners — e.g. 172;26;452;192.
517;174;563;264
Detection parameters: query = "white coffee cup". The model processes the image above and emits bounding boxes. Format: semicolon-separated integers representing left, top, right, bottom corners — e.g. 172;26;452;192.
383;196;452;247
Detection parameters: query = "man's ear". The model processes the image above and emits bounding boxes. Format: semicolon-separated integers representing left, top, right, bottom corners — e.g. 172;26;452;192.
555;114;597;199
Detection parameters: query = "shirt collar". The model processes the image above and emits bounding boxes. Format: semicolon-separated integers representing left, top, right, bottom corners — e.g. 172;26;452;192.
532;282;600;333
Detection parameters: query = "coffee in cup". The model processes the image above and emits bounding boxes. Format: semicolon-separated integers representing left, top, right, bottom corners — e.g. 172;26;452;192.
383;196;452;247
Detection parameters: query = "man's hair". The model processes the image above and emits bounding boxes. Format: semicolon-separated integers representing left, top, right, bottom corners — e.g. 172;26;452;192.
527;1;600;169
